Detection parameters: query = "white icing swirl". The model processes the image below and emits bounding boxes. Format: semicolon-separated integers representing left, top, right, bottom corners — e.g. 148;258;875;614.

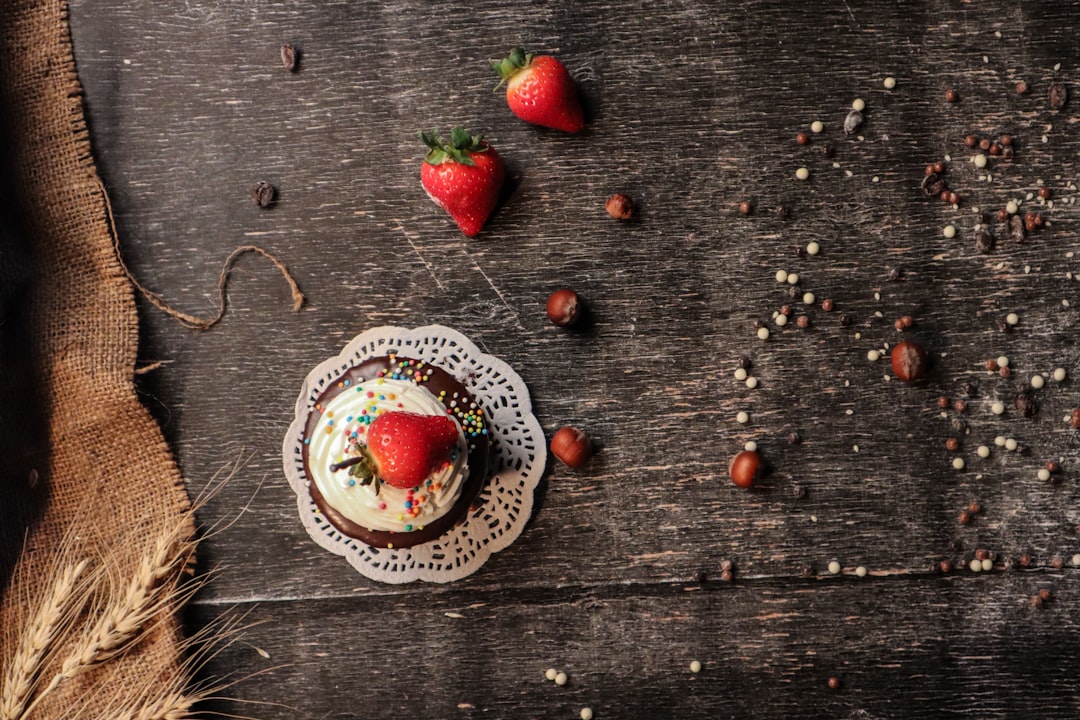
307;377;468;533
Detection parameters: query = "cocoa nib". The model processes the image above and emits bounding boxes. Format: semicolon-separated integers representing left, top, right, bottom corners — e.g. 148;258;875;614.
1009;214;1026;243
250;180;276;208
921;173;946;197
1049;82;1068;110
843;109;864;135
1014;393;1036;418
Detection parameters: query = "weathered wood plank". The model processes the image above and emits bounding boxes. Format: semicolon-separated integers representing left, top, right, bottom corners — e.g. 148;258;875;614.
189;572;1080;720
69;0;1080;598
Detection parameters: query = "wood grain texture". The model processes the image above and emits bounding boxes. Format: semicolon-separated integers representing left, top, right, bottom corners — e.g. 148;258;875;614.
66;0;1080;717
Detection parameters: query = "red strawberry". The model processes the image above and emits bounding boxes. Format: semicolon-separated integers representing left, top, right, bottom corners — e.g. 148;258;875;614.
420;128;505;237
363;411;460;489
493;48;584;133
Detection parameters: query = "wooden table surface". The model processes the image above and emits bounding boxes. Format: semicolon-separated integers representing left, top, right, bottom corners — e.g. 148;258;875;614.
68;1;1080;718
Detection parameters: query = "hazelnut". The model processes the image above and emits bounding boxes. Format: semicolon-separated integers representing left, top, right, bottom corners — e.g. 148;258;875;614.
546;288;582;327
605;193;634;220
728;450;761;489
827;677;841;690
739;200;752;215
550;426;592;468
891;340;928;382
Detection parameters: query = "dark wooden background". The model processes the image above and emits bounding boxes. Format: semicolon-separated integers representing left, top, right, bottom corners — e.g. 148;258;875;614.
67;1;1080;718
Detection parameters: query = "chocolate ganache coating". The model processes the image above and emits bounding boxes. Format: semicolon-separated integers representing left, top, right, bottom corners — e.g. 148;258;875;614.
301;355;490;548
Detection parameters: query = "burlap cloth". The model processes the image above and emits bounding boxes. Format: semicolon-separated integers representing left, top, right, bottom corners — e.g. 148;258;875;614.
0;0;194;715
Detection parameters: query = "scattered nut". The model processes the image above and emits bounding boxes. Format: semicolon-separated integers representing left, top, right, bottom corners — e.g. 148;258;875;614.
551;426;592;468
546;289;583;327
891;341;928;382
605;193;635;220
729;450;761;489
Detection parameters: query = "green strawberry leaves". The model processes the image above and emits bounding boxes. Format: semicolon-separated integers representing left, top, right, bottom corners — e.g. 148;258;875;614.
330;450;381;496
348;456;381;496
491;47;533;89
421;127;488;166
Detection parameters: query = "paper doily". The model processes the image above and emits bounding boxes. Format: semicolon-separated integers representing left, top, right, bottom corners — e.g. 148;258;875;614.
282;325;545;583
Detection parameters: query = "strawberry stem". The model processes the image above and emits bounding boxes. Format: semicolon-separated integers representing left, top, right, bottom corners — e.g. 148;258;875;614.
329;456;365;472
491;47;533;91
420;127;488;166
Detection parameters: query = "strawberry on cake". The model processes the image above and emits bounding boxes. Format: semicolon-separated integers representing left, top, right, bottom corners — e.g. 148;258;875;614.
300;354;490;549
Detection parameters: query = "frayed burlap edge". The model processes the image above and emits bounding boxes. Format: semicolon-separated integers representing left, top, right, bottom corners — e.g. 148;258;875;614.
0;0;195;717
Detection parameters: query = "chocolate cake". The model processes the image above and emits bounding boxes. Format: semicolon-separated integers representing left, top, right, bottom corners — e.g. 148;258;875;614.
301;354;489;549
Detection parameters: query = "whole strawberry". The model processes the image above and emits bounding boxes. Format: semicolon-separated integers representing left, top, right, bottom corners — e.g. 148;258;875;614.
493;47;584;133
355;411;460;490
420;128;504;237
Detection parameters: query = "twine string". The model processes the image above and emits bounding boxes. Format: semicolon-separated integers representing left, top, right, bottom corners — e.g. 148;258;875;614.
95;174;304;331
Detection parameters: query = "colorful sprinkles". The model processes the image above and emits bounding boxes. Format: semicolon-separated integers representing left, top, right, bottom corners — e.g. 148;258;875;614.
314;356;487;530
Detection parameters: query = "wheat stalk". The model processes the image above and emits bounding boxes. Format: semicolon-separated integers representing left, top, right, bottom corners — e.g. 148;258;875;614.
3;463;273;720
20;528;193;720
77;608;278;720
0;561;91;720
114;691;193;720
